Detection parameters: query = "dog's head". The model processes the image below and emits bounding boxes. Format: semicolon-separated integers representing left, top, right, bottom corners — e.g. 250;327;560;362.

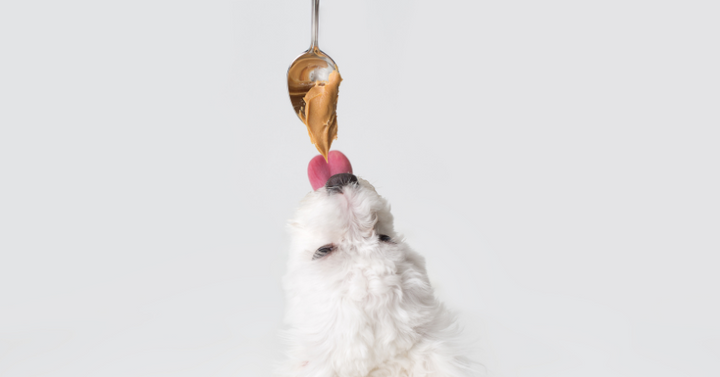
283;152;429;323
288;172;397;263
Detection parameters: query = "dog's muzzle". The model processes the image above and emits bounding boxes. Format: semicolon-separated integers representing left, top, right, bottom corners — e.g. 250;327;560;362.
325;173;358;193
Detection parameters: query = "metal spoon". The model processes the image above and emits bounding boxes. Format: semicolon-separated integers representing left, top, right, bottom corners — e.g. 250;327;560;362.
287;0;339;121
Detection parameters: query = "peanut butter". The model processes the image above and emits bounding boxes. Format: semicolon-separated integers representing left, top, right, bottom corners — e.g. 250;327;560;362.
300;70;342;160
287;50;342;161
287;55;330;116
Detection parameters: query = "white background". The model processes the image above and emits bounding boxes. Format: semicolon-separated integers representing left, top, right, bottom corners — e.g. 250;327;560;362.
1;0;718;376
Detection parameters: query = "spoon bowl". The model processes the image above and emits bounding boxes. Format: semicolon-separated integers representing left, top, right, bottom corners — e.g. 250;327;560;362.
287;0;339;120
287;47;338;120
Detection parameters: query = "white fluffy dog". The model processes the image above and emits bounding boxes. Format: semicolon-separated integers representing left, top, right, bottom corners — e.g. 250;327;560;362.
280;154;476;377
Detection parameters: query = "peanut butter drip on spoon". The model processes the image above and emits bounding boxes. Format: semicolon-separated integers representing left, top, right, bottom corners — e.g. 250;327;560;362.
300;70;341;160
286;0;341;161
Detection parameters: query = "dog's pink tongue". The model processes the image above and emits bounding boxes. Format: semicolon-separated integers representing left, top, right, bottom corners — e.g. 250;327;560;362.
308;150;353;190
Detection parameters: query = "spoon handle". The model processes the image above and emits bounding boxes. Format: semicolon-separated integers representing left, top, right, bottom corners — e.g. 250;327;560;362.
310;0;319;50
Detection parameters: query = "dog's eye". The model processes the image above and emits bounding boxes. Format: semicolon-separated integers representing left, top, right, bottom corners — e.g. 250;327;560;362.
379;235;392;242
312;244;334;260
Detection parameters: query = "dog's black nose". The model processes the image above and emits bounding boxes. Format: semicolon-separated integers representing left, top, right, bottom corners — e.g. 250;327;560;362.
325;173;358;193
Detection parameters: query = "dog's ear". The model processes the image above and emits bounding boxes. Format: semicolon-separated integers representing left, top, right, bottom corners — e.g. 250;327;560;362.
308;150;352;190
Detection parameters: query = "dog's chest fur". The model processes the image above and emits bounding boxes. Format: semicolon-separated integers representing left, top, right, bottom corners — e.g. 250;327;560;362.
333;250;432;372
286;243;444;376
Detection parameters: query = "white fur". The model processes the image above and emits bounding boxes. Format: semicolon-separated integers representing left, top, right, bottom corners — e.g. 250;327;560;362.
279;177;477;377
